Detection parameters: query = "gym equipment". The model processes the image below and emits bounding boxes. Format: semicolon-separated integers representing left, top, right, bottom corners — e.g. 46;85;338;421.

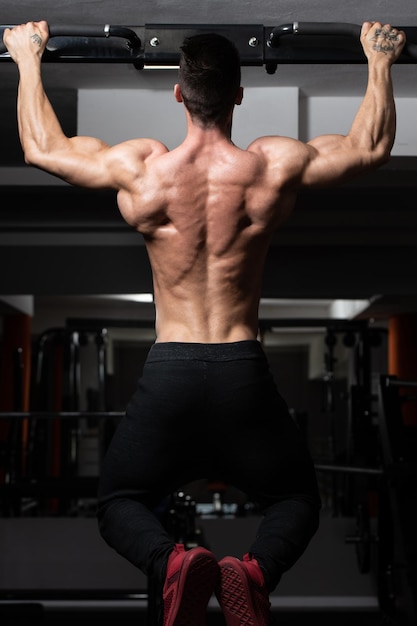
0;410;123;517
317;374;417;625
1;318;415;623
1;22;417;72
260;318;386;518
0;325;121;516
376;375;417;626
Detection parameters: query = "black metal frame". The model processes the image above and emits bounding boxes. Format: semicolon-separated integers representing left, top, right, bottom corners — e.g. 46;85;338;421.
1;23;417;73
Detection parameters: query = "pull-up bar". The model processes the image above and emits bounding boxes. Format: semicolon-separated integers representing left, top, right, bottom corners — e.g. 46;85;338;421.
1;23;416;73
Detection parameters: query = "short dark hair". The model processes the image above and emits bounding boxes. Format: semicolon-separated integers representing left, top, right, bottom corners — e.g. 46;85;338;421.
178;33;241;126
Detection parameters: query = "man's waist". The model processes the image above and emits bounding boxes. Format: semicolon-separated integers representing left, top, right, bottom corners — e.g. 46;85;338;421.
147;340;265;362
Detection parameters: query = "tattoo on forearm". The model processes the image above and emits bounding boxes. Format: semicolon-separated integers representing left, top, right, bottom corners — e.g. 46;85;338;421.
30;33;42;47
372;28;399;54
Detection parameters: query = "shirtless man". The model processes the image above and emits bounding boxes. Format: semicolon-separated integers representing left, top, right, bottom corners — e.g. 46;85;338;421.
4;20;405;626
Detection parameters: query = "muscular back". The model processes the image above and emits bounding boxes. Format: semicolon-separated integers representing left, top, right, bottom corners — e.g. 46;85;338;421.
116;135;302;343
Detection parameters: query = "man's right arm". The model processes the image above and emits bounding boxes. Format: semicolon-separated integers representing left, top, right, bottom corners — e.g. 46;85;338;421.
4;21;110;186
301;21;406;189
3;20;166;192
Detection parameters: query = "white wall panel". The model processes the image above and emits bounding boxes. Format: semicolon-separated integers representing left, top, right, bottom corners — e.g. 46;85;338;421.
77;87;299;149
78;88;186;149
1;89;414;185
304;96;417;156
232;87;299;146
78;89;417;155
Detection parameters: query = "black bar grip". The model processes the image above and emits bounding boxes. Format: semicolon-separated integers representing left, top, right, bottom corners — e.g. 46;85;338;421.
268;21;361;46
49;24;141;47
269;21;417;60
405;41;417;59
294;21;361;38
0;23;141;55
50;24;112;38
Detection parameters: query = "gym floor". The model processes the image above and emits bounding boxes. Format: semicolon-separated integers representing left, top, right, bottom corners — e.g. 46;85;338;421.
1;511;388;625
1;606;386;626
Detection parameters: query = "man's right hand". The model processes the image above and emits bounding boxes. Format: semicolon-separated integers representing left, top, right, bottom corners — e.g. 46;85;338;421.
3;20;49;65
360;21;406;66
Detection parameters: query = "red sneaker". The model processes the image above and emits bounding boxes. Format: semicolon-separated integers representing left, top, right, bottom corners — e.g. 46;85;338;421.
162;544;219;626
216;553;271;626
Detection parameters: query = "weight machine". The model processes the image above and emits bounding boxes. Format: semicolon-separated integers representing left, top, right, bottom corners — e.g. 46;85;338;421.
315;372;417;626
375;375;417;626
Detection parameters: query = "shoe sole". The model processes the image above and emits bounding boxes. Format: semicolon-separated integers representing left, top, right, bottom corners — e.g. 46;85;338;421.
165;549;219;626
216;557;266;626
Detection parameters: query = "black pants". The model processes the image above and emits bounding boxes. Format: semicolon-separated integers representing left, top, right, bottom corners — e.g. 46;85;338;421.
97;340;321;592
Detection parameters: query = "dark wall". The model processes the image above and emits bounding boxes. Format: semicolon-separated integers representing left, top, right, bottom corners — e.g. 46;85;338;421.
1;163;417;300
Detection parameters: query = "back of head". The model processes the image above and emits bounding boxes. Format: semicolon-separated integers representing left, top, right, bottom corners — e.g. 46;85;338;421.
178;33;241;127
